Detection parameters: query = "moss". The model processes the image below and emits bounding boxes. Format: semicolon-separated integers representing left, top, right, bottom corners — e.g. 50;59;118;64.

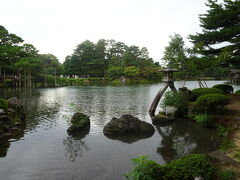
235;90;240;94
0;98;8;113
213;84;233;94
220;138;235;152
216;169;235;180
194;94;229;114
191;88;224;101
164;154;215;180
126;154;215;180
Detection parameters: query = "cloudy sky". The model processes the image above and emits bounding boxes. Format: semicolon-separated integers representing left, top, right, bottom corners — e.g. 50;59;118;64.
0;0;208;63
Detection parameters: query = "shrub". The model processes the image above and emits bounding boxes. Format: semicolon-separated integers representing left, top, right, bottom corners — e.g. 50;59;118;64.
164;154;215;180
126;154;215;180
160;91;188;115
212;84;233;93
235;90;240;94
217;169;235;180
125;155;165;180
194;94;229;114
191;88;224;101
0;98;8;113
194;113;212;127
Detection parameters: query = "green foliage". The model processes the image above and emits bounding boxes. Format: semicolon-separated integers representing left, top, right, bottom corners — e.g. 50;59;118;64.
220;138;235;152
106;66;123;80
194;113;212;127
162;34;187;69
160;91;187;115
217;169;235;180
217;125;229;138
164;154;215;180
194;94;229;114
212;84;233;94
191;88;224;101
124;66;140;79
189;0;240;67
0;98;8;113
235;90;240;94
126;156;164;180
126;154;215;180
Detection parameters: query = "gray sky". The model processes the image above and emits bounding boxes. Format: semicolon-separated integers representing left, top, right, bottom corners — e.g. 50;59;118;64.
0;0;207;63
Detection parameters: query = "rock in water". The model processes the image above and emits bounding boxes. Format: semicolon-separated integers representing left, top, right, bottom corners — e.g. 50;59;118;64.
7;97;25;121
103;114;155;134
67;113;90;134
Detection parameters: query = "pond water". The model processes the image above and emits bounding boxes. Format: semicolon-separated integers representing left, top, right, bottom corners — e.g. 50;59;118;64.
0;81;239;180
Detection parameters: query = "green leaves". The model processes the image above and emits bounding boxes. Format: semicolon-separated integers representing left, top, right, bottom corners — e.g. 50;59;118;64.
189;0;240;67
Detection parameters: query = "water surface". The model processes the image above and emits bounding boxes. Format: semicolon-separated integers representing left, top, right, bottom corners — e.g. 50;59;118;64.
0;81;238;180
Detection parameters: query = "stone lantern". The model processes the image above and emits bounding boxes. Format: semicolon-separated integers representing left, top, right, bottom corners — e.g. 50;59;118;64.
160;67;178;83
149;66;178;117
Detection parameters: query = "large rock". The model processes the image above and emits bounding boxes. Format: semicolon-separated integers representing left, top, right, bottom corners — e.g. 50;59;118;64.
7;97;25;121
67;112;90;134
103;114;155;134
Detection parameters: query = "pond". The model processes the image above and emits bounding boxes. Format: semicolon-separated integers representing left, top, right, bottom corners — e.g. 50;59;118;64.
0;81;239;180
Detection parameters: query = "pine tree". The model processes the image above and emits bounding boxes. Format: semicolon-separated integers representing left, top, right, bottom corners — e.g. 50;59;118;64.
189;0;240;67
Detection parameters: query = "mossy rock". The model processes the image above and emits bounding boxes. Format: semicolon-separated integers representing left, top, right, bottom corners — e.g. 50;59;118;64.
67;113;90;134
103;114;154;135
152;113;175;125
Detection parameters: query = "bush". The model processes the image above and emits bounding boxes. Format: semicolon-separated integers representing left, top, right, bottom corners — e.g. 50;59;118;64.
194;113;212;127
235;90;240;94
0;98;8;113
194;94;229;114
160;91;188;115
126;155;165;180
191;88;224;101
212;84;233;93
164;154;215;180
126;154;215;180
217;169;235;180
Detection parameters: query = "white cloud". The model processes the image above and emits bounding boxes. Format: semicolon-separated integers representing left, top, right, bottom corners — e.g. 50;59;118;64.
0;0;207;63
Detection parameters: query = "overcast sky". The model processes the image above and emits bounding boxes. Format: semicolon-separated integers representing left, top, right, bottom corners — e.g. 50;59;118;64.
0;0;208;63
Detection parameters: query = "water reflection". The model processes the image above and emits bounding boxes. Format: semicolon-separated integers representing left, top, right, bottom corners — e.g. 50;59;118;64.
156;119;221;162
104;132;154;144
0;123;26;158
63;128;90;162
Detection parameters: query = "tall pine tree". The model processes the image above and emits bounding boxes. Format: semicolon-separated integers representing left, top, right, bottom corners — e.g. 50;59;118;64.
189;0;240;67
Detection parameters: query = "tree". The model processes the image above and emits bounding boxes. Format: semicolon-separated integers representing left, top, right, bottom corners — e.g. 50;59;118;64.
124;66;140;79
189;0;240;67
162;34;187;69
0;25;23;82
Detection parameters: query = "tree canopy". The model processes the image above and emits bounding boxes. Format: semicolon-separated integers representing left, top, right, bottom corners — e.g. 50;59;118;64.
189;0;240;67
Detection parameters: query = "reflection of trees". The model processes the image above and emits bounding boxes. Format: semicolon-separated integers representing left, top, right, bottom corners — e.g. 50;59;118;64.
156;119;221;162
63;128;90;162
104;132;154;144
0;122;26;158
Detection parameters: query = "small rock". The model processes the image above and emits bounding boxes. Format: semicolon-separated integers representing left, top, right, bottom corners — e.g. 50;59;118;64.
11;127;19;131
103;114;155;134
0;115;10;123
67;113;90;134
195;177;204;180
0;109;4;115
14;122;22;126
4;133;12;137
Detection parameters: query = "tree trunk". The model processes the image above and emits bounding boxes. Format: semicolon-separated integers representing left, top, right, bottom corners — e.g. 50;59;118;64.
29;69;32;87
19;72;21;87
54;68;57;86
24;68;27;87
44;66;47;87
3;67;6;84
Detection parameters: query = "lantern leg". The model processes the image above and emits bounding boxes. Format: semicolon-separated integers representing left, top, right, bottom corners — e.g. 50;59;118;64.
149;83;169;117
168;82;177;92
